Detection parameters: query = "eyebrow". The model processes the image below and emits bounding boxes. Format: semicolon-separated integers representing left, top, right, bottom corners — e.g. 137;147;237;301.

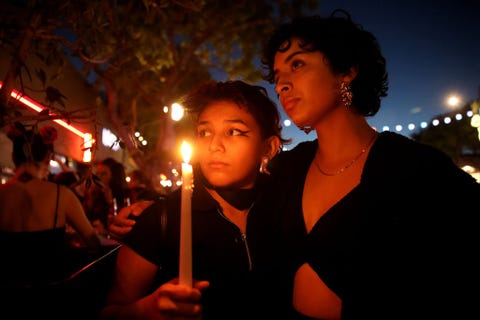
273;50;306;76
197;118;249;126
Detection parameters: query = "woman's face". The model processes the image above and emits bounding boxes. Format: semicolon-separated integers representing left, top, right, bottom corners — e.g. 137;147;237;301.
195;100;267;190
95;163;112;187
273;37;343;129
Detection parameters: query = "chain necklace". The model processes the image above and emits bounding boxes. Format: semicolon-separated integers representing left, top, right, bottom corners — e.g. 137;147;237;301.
314;133;377;176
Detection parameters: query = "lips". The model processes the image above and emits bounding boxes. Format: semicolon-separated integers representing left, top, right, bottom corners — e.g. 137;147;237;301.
281;96;300;112
207;161;228;169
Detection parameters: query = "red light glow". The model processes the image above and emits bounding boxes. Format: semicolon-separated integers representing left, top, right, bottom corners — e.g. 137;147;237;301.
1;81;94;162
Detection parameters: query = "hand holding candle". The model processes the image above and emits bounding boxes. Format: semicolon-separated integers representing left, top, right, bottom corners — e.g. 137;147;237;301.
179;141;194;286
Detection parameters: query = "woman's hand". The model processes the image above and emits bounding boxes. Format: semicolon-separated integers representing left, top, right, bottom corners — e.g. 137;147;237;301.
150;278;210;319
100;278;210;320
108;200;153;240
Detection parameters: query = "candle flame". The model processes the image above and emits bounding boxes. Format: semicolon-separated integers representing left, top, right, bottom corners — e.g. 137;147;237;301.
181;141;192;163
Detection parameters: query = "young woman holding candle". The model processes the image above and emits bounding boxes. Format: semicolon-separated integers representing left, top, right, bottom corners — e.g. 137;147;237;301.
100;80;292;320
106;10;480;320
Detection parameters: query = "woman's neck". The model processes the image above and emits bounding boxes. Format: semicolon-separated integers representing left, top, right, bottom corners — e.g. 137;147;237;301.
207;188;252;233
14;164;43;182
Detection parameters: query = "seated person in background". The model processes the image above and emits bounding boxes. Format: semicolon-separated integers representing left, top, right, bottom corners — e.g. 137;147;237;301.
100;80;291;319
0;122;101;288
83;157;129;236
127;169;161;203
52;170;83;200
53;170;79;188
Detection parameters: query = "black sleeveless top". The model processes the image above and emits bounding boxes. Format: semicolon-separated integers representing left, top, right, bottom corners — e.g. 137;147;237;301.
0;184;66;288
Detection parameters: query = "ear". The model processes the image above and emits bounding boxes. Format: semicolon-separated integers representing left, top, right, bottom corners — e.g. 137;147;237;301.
342;65;358;83
264;136;281;160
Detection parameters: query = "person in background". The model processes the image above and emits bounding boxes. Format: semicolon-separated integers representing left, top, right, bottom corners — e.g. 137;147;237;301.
0;122;101;288
52;170;82;198
261;10;480;319
53;170;79;188
83;157;129;236
100;80;291;319
127;169;161;203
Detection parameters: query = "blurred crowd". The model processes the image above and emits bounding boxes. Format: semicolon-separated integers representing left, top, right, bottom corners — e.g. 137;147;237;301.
52;157;161;237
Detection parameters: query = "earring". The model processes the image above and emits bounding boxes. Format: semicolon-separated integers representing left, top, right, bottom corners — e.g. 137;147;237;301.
259;156;271;175
340;81;353;109
297;126;312;134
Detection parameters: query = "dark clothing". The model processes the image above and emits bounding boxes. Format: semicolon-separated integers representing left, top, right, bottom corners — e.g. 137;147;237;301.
123;175;291;319
1;183;65;288
0;227;66;287
128;186;161;202
83;184;111;227
268;131;480;320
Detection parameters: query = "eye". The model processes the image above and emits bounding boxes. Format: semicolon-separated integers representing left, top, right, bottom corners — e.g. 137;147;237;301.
228;128;249;136
197;128;211;137
291;59;304;71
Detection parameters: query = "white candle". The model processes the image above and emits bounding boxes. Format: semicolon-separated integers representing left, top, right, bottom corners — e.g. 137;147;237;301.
179;141;193;286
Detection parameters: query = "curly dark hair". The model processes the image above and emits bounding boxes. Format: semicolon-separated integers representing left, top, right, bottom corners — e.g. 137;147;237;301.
181;80;291;146
261;9;388;117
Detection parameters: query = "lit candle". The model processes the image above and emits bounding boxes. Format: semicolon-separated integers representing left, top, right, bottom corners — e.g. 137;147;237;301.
179;141;193;286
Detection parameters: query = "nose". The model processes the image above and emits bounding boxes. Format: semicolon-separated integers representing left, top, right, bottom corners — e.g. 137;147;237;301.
208;134;225;152
275;79;291;96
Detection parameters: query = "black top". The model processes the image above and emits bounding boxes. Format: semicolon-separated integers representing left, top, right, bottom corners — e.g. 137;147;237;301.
0;227;66;288
268;131;480;319
123;173;292;319
0;184;65;288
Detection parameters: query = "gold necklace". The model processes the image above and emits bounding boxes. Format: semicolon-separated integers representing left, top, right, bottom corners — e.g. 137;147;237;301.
314;133;377;176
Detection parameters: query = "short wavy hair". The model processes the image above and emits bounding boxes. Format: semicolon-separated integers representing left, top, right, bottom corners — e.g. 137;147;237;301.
261;9;388;117
181;80;291;146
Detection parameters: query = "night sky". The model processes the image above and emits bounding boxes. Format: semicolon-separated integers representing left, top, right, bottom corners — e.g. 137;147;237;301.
260;0;480;148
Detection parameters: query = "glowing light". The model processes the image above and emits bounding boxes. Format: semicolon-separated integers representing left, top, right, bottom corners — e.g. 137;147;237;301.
446;94;461;108
181;141;192;164
102;128;120;151
83;133;94;162
0;82;87;139
471;114;480;128
171;103;184;121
